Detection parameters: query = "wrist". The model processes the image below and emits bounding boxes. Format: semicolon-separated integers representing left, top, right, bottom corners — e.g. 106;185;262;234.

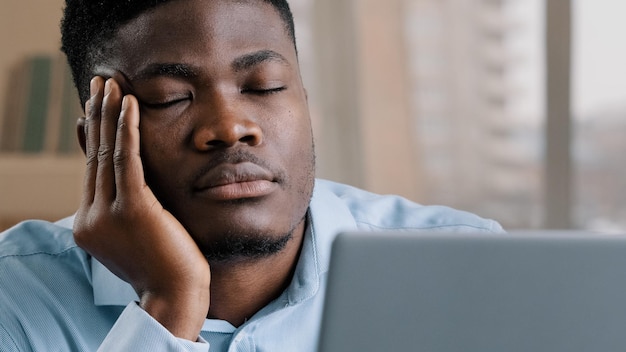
139;285;210;341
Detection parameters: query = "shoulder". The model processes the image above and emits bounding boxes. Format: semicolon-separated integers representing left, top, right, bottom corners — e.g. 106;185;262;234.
0;218;87;275
0;219;108;351
0;218;78;259
314;179;504;233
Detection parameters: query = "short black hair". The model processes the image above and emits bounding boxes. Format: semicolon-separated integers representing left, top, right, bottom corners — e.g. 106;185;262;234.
60;0;296;106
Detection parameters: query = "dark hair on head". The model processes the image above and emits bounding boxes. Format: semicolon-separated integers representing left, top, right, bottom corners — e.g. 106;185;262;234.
60;0;296;106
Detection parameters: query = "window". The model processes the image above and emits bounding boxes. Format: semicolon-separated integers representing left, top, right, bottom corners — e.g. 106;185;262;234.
294;0;626;231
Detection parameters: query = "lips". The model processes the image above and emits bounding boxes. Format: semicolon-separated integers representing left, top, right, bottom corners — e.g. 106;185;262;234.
192;162;278;201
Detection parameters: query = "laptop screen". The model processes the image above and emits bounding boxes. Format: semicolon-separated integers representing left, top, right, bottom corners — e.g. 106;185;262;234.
318;231;626;352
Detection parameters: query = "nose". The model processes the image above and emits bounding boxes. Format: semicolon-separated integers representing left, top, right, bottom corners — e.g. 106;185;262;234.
192;98;263;151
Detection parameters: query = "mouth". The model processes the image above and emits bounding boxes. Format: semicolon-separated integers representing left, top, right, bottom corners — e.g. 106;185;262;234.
192;162;279;201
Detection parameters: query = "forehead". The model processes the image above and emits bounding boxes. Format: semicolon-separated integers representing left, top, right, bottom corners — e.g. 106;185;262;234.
106;0;296;75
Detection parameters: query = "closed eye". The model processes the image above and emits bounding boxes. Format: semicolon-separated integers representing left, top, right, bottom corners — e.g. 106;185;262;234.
141;96;190;109
241;86;286;95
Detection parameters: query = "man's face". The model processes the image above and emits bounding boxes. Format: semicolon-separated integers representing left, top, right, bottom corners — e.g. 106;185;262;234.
95;0;315;261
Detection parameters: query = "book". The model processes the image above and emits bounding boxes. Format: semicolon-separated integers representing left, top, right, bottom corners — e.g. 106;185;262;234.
0;54;82;154
22;56;52;153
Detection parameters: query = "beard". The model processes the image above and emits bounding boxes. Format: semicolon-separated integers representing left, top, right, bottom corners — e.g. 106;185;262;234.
200;213;307;264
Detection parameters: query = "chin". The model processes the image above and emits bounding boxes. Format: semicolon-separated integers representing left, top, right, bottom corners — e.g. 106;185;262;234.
195;217;305;264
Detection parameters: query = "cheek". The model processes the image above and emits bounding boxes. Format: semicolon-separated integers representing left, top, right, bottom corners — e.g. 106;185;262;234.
138;121;186;184
283;109;314;157
139;111;190;157
279;109;315;187
140;128;170;163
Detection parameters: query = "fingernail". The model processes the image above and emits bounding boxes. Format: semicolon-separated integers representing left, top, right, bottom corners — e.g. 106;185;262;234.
90;77;98;97
104;79;113;96
121;95;129;110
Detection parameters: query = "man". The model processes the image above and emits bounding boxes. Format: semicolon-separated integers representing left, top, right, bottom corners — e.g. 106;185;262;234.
0;0;503;350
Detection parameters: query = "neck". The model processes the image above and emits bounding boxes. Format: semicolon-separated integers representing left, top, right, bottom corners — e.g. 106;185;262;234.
206;220;306;326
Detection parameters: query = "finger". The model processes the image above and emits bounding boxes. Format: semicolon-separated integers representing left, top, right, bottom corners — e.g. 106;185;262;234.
81;76;104;205
114;94;145;200
95;78;124;202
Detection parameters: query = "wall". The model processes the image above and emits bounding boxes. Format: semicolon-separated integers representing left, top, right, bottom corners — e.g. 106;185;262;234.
0;0;82;231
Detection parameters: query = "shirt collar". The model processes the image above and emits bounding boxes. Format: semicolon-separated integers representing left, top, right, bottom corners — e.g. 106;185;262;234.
90;179;359;307
305;179;360;274
91;260;139;306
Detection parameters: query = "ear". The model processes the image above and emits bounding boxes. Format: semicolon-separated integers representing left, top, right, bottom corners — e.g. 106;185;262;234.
76;117;87;155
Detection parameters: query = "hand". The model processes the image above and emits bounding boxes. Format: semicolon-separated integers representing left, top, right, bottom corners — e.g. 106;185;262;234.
73;77;210;341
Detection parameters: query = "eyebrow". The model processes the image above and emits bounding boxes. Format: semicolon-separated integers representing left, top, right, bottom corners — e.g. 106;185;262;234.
131;63;200;82
231;50;290;72
129;50;290;82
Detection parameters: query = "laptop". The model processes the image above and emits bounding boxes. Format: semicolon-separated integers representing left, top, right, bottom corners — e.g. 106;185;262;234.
318;230;626;352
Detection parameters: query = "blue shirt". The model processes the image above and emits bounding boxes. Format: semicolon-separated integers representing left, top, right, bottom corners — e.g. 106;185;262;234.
0;179;503;351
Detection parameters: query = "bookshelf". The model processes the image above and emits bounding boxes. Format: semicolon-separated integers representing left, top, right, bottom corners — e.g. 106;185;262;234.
0;54;85;231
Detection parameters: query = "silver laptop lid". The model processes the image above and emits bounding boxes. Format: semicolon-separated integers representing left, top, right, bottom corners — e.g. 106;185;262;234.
318;231;626;352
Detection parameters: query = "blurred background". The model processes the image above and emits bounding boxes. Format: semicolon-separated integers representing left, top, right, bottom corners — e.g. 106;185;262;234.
1;0;624;232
